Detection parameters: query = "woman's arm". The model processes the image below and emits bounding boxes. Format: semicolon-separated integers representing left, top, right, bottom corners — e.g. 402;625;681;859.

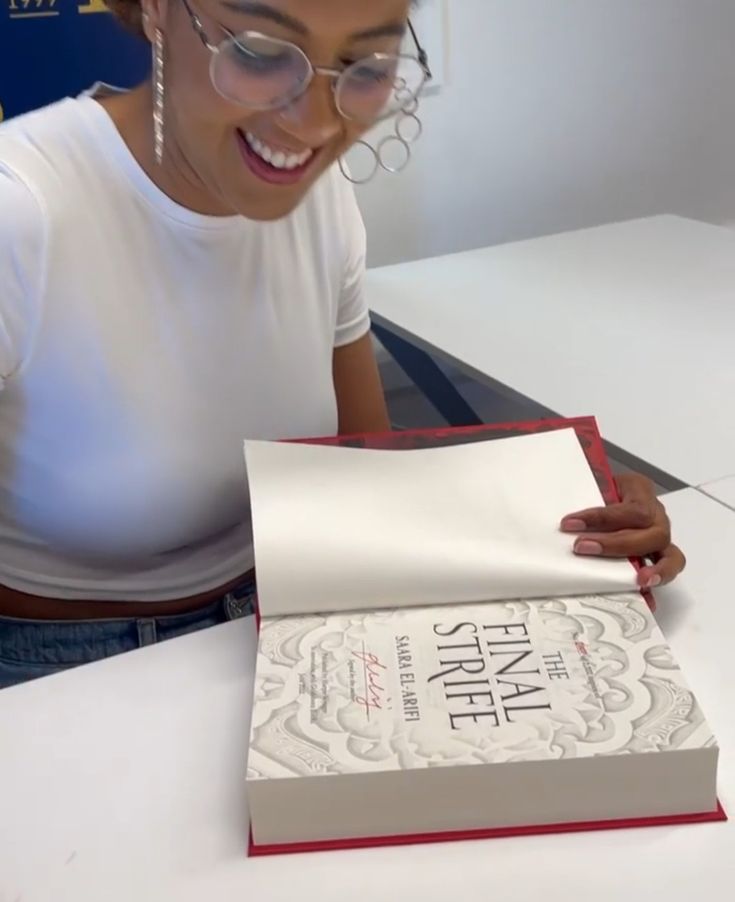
333;332;391;435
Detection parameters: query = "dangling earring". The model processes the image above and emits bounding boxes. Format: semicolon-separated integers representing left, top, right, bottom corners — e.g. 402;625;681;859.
339;142;379;185
152;28;165;165
340;96;424;185
377;98;423;175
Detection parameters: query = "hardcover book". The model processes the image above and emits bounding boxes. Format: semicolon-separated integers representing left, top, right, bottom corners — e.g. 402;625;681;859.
243;419;724;854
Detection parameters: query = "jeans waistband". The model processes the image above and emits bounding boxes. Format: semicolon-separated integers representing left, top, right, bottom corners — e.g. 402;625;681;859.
0;576;257;669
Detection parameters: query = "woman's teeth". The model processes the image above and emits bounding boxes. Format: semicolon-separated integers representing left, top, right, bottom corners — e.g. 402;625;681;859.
245;133;314;170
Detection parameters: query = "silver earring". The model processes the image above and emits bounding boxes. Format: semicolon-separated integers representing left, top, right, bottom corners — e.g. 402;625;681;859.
340;97;424;185
339;142;380;185
152;28;165;165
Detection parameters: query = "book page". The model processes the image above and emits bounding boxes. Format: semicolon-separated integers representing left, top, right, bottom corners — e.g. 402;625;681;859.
245;428;638;617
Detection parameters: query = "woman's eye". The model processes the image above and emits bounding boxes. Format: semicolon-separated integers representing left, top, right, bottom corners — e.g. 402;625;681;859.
345;62;392;86
232;43;292;74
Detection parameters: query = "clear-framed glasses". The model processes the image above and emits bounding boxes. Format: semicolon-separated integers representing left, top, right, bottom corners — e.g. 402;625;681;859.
179;0;432;124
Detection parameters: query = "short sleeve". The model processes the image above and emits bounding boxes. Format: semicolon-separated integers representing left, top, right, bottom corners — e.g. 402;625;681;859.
0;165;45;386
334;178;371;348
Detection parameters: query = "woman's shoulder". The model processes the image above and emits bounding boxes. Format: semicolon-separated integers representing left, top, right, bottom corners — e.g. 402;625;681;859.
0;96;85;151
0;96;102;208
0;163;45;271
0;97;107;278
310;161;362;213
0;164;47;380
298;162;366;257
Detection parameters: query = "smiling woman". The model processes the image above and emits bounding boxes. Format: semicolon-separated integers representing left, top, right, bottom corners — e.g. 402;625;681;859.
0;0;685;690
0;1;428;687
99;0;427;219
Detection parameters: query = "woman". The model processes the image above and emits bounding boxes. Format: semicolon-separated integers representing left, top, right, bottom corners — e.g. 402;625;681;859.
0;0;685;689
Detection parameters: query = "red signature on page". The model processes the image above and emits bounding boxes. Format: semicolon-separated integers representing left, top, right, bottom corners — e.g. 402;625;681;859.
353;644;389;721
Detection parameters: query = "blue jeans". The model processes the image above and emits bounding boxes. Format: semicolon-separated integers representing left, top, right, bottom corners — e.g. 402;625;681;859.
0;578;256;690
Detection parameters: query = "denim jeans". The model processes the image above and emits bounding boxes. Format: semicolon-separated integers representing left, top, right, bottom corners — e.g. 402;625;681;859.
0;578;256;690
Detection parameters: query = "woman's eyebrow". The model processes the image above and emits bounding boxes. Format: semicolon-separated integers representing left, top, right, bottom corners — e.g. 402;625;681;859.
220;1;407;42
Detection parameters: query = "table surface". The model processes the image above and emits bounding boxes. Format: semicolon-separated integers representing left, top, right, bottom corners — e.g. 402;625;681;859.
366;215;735;487
700;476;735;510
1;488;733;902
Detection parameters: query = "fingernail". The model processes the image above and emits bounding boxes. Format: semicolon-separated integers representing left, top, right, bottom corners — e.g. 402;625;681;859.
642;575;662;589
574;540;603;556
561;519;587;533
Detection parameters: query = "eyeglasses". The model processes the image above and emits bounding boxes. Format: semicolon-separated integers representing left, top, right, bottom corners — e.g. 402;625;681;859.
179;0;432;125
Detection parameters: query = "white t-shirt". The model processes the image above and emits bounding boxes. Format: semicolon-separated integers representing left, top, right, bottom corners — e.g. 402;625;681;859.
0;92;370;601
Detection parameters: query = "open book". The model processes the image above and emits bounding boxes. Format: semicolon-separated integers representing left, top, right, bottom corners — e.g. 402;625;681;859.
243;419;724;855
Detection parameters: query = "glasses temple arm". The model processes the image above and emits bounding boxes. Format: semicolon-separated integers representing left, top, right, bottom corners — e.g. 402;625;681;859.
407;18;433;79
179;0;218;50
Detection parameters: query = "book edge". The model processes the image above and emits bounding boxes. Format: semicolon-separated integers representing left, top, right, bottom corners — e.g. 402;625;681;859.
247;802;728;857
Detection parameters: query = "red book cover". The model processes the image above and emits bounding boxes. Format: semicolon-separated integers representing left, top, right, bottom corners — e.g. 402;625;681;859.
248;416;726;856
250;805;728;858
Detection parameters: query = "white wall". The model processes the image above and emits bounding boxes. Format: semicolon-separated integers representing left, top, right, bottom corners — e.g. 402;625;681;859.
353;0;735;267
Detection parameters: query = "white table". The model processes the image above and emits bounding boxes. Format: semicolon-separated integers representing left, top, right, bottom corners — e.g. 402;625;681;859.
366;216;735;488
0;488;732;902
700;475;735;510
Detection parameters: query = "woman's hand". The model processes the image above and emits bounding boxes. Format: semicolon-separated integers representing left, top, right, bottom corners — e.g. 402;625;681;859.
561;473;686;589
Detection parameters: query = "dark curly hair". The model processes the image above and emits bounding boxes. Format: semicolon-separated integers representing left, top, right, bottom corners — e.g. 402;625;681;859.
105;1;146;38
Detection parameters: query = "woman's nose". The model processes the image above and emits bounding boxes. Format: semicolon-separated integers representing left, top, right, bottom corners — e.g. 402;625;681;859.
277;75;344;147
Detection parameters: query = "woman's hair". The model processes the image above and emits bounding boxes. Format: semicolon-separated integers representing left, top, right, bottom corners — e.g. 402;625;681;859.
106;1;420;40
106;1;146;38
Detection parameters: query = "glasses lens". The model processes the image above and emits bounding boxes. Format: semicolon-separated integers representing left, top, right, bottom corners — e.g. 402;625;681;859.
338;55;427;123
211;32;310;108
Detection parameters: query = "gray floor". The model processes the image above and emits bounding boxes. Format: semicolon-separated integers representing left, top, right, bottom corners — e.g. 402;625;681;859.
380;355;670;496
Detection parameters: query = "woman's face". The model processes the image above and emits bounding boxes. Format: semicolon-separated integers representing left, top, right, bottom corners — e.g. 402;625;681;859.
143;0;414;220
